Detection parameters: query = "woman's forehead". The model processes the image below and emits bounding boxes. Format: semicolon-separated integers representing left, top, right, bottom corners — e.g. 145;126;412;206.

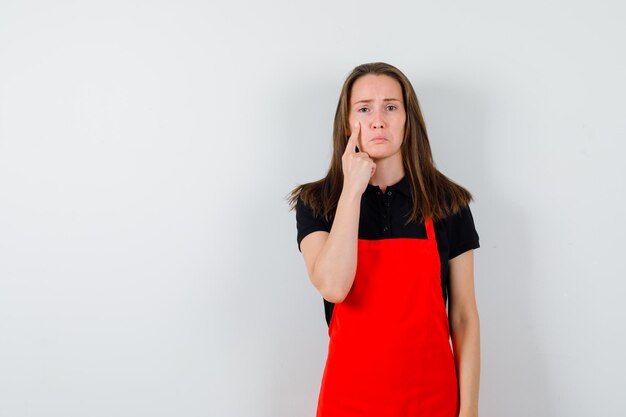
351;75;403;105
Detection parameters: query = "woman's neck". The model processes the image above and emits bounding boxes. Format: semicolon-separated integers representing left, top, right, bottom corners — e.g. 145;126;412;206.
370;171;405;194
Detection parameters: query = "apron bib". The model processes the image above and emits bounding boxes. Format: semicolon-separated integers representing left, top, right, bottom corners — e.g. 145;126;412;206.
316;217;459;417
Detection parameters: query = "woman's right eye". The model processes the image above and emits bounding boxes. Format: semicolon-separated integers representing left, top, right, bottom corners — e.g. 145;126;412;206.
357;107;368;113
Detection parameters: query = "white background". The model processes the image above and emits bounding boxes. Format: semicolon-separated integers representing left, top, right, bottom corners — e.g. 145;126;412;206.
1;1;624;416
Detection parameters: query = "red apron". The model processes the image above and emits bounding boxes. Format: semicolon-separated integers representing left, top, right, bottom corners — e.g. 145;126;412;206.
316;217;459;417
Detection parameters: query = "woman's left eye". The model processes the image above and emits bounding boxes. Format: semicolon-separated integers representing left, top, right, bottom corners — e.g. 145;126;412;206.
387;105;397;111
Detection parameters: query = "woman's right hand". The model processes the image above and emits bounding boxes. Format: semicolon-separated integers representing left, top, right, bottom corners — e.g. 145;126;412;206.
341;121;376;196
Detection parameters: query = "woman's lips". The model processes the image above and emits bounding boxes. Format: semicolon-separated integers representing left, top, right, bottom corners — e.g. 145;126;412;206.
371;136;387;143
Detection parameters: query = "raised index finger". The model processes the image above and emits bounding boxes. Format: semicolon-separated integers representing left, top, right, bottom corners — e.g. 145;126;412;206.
344;121;361;155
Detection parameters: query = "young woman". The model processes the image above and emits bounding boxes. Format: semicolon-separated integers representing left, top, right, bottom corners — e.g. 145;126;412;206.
287;62;481;417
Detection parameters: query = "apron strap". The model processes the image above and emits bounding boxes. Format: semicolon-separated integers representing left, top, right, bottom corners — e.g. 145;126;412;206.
425;217;436;241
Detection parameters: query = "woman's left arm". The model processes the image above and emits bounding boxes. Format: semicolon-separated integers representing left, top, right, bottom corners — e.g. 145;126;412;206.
448;249;481;417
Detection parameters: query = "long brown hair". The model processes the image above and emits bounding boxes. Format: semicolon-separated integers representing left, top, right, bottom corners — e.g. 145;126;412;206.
286;62;474;224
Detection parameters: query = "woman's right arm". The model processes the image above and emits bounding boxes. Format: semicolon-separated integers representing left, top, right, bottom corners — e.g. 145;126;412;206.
300;188;362;303
300;122;375;303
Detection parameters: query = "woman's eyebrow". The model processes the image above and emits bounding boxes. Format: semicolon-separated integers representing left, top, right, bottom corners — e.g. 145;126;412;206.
352;98;401;105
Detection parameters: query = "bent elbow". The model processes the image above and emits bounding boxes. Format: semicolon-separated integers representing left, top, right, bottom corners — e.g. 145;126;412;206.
310;266;353;304
323;289;347;304
318;280;349;304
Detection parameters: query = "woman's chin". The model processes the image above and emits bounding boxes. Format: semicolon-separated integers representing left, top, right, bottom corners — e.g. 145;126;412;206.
366;148;396;160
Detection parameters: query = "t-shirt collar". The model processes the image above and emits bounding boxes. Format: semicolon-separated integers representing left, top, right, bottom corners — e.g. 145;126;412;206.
365;174;411;197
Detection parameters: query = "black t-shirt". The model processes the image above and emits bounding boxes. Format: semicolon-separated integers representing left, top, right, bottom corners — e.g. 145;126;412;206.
295;174;480;327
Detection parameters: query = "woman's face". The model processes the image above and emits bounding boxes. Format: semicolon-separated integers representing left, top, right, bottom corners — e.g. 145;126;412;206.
348;74;406;159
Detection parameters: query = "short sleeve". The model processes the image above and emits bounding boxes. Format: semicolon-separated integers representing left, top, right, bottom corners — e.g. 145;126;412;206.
296;196;331;253
447;204;480;260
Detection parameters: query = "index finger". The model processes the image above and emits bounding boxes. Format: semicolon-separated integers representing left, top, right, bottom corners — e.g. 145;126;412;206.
345;121;362;155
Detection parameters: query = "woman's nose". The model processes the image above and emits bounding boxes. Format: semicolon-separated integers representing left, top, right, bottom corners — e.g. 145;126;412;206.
371;112;384;128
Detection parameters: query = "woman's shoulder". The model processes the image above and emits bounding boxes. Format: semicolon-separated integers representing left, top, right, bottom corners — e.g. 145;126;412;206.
294;187;332;252
437;202;480;259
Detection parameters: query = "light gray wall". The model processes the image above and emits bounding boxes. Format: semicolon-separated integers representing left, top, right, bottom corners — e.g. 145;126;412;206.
1;1;624;416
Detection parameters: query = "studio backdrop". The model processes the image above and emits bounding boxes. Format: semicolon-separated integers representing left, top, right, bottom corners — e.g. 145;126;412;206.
0;1;624;416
